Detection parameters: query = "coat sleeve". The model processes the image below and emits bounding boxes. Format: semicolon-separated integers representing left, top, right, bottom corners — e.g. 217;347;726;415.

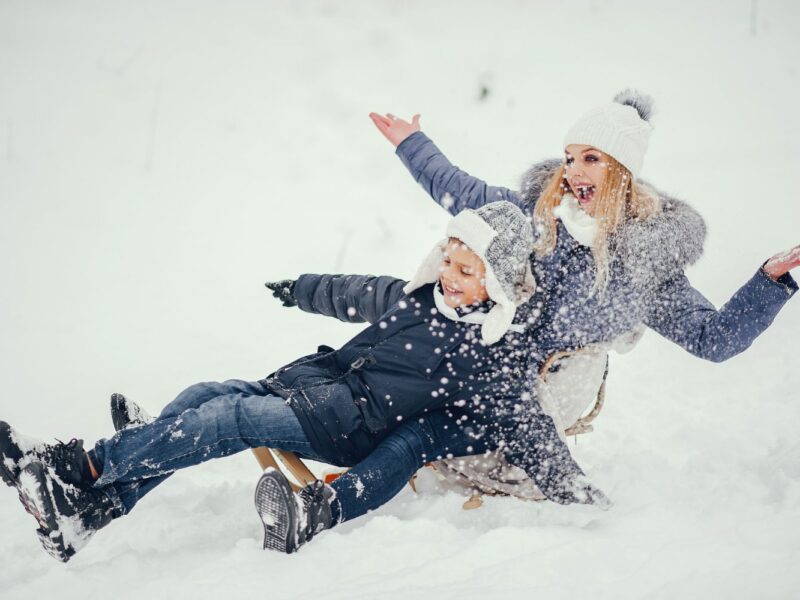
490;390;610;507
292;274;408;325
395;131;530;215
644;265;798;362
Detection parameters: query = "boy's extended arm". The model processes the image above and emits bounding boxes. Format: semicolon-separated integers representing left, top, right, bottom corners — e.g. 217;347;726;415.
292;273;408;325
395;131;530;215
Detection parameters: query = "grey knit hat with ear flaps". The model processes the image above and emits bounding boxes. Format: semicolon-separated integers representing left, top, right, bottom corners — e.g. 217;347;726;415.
403;201;536;345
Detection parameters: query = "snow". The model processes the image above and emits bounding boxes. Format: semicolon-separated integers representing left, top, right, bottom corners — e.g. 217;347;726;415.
1;0;799;598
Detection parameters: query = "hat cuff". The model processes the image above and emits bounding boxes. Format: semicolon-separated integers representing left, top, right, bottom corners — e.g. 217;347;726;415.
480;261;518;344
446;210;497;255
480;303;517;345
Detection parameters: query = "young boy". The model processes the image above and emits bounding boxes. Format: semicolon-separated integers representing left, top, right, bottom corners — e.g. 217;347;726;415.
0;201;605;562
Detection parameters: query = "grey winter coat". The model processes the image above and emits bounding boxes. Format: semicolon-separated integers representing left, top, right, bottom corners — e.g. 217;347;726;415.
395;131;797;365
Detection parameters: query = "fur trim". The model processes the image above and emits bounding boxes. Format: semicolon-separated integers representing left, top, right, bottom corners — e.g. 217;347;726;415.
518;160;706;290
519;158;563;207
403;240;446;296
611;195;706;291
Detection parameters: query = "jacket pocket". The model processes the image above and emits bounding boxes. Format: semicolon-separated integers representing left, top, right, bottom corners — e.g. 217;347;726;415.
301;383;364;439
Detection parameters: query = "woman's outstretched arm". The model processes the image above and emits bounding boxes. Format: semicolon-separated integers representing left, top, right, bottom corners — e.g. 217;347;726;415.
369;112;527;215
644;261;798;363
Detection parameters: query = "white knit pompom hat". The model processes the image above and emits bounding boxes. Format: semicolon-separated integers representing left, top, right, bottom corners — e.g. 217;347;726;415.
403;201;535;345
563;89;654;178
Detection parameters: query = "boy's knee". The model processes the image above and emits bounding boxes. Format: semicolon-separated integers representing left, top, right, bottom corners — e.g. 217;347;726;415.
382;419;439;468
159;381;222;419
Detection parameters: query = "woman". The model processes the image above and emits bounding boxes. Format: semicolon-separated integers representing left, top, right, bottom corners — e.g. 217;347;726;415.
251;91;799;553
366;91;798;362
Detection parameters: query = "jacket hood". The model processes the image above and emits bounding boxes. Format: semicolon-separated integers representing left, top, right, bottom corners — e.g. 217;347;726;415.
518;159;707;291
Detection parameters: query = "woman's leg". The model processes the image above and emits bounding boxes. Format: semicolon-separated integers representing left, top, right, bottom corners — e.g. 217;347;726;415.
91;385;323;515
328;410;488;524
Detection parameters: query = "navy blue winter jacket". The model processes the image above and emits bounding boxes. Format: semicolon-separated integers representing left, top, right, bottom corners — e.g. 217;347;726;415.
270;274;619;504
262;278;580;481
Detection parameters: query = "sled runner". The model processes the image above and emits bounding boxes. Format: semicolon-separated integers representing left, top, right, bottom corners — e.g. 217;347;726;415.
251;447;317;492
252;345;612;507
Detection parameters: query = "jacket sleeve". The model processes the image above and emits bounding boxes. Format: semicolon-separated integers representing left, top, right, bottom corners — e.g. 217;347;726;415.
395;131;530;215
292;274;408;325
644;265;798;362
491;390;610;507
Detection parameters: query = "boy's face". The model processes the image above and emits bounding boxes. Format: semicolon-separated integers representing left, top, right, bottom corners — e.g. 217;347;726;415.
439;238;490;309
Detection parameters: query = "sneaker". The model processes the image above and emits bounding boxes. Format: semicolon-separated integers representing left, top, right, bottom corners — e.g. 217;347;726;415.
110;393;154;432
254;469;334;554
17;461;115;562
0;421;91;487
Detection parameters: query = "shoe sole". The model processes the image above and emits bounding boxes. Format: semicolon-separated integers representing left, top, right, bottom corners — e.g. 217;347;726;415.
110;393;129;433
254;470;296;554
0;456;17;488
1;460;45;530
0;425;51;537
18;463;74;562
0;421;20;487
111;394;154;432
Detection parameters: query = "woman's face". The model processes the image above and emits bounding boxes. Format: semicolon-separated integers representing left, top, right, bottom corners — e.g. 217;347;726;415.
564;144;609;216
439;239;489;309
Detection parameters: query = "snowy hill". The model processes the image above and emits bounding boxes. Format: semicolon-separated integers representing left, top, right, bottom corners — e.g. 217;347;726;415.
1;1;798;598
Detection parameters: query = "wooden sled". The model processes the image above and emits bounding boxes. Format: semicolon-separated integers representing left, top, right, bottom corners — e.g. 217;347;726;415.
252;347;609;504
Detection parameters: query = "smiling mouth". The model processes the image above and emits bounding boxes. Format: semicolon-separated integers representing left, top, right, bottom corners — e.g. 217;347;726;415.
575;185;596;204
442;282;462;296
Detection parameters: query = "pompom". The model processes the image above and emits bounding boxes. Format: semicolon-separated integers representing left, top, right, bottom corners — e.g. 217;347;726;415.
613;89;654;121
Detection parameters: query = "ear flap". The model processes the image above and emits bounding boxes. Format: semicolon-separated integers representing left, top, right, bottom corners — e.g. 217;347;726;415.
480;303;517;345
403;239;446;295
479;261;518;345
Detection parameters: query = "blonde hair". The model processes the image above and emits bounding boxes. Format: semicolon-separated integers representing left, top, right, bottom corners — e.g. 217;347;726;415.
532;153;661;296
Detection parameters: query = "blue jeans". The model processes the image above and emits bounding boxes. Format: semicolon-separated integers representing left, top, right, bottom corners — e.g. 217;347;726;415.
92;379;325;514
329;410;489;522
91;379;487;524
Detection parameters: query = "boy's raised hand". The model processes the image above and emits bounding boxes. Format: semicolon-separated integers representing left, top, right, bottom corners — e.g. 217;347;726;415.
369;112;421;147
265;280;297;307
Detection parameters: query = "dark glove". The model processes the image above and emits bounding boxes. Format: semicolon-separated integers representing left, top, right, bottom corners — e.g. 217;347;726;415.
265;279;298;307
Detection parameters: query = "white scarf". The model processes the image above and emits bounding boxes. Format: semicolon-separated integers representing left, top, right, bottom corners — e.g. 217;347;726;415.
433;285;525;334
552;193;598;248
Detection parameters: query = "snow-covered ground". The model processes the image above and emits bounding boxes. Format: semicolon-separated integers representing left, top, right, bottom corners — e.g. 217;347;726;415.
1;1;799;598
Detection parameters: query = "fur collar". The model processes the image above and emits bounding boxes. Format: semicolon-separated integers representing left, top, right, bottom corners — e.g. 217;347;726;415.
519;159;707;291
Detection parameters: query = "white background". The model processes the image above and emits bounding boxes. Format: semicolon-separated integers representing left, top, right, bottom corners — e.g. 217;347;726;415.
1;1;798;598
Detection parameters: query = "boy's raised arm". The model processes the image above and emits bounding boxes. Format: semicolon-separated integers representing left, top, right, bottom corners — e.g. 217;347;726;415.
266;274;407;325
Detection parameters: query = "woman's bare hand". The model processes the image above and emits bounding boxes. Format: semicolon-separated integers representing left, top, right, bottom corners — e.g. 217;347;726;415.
764;244;800;279
368;112;421;147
